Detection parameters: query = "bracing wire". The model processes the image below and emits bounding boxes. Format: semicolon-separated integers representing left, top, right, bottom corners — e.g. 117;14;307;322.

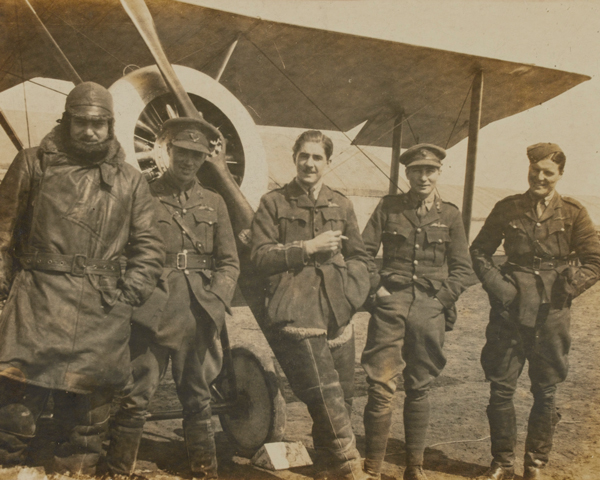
15;0;32;147
244;36;401;192
0;70;69;96
51;12;129;68
445;77;473;149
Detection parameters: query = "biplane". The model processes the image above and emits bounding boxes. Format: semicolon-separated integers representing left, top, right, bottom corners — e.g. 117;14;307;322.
0;0;590;457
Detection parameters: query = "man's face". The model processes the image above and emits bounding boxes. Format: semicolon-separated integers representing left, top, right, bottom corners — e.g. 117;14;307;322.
169;145;207;184
528;158;562;198
406;165;440;198
294;141;329;189
70;116;110;144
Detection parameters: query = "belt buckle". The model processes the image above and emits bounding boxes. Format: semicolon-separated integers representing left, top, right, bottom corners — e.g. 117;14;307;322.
176;252;188;270
532;256;542;270
71;254;87;277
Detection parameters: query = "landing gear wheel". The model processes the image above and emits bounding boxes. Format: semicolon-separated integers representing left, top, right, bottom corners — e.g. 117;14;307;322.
214;347;286;457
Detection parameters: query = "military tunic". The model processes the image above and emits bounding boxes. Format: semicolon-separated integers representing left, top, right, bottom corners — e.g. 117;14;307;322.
251;180;371;332
470;191;600;468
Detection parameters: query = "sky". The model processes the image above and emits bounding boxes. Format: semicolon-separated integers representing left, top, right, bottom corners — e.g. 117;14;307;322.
1;0;599;197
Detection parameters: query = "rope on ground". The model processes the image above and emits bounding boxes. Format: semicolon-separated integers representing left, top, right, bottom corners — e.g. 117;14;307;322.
428;430;527;449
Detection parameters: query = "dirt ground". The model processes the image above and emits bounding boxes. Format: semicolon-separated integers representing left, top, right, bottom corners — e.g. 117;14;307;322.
2;283;600;480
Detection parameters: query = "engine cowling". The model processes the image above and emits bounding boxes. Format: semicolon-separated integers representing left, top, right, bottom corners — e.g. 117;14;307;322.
109;64;268;209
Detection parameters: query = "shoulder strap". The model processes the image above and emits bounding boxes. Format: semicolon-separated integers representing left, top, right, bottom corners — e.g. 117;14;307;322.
171;211;205;254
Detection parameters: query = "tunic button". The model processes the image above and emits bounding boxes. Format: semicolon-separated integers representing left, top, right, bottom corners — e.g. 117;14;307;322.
536;222;541;227
413;260;419;265
415;244;420;249
184;269;190;275
438;239;443;244
183;249;188;254
182;209;187;214
416;228;422;233
534;270;540;275
412;275;418;280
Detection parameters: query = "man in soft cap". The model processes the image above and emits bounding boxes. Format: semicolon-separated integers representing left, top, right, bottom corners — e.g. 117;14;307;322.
361;144;474;480
106;118;239;479
0;81;164;475
471;143;600;480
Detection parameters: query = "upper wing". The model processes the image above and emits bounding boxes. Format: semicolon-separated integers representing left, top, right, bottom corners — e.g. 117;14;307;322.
0;0;589;148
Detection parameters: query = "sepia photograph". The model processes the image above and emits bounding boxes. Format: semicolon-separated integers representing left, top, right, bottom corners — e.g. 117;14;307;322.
0;1;598;479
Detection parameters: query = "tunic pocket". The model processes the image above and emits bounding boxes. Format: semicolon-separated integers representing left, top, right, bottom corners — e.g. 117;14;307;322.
504;219;530;256
321;207;346;231
382;216;412;259
193;209;218;254
425;225;450;265
278;208;310;244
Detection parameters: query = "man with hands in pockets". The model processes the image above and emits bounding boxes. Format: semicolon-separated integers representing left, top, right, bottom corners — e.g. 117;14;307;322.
361;144;474;480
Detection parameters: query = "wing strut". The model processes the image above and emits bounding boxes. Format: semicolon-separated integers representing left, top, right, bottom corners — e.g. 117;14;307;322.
215;34;241;82
461;70;484;240
21;0;82;85
119;0;255;239
0;106;24;151
388;111;404;194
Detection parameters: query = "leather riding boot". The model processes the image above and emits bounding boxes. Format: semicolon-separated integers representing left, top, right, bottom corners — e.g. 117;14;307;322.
475;464;515;480
363;392;393;476
403;391;430;467
268;334;360;477
487;391;517;468
183;413;217;479
329;325;356;419
52;389;112;476
524;386;559;469
403;465;428;480
0;379;49;466
106;413;146;475
523;464;547;480
315;457;378;480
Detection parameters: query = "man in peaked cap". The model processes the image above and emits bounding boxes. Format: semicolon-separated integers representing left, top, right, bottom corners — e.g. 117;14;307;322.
361;143;474;480
107;118;239;479
471;143;600;480
0;81;164;475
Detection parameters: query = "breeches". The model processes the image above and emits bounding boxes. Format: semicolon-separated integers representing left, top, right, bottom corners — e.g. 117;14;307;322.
119;305;222;421
361;285;446;404
481;303;570;394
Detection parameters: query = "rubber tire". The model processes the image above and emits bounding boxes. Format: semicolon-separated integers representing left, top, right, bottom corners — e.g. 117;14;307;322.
215;346;286;457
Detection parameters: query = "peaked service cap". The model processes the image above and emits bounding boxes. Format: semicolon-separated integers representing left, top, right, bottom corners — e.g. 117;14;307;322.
162;118;211;154
400;143;446;168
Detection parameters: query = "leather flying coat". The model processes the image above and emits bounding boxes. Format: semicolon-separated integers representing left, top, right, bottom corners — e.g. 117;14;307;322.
0;127;165;393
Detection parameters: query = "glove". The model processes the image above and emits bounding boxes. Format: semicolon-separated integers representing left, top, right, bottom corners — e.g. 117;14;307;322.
552;266;576;308
482;268;518;310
